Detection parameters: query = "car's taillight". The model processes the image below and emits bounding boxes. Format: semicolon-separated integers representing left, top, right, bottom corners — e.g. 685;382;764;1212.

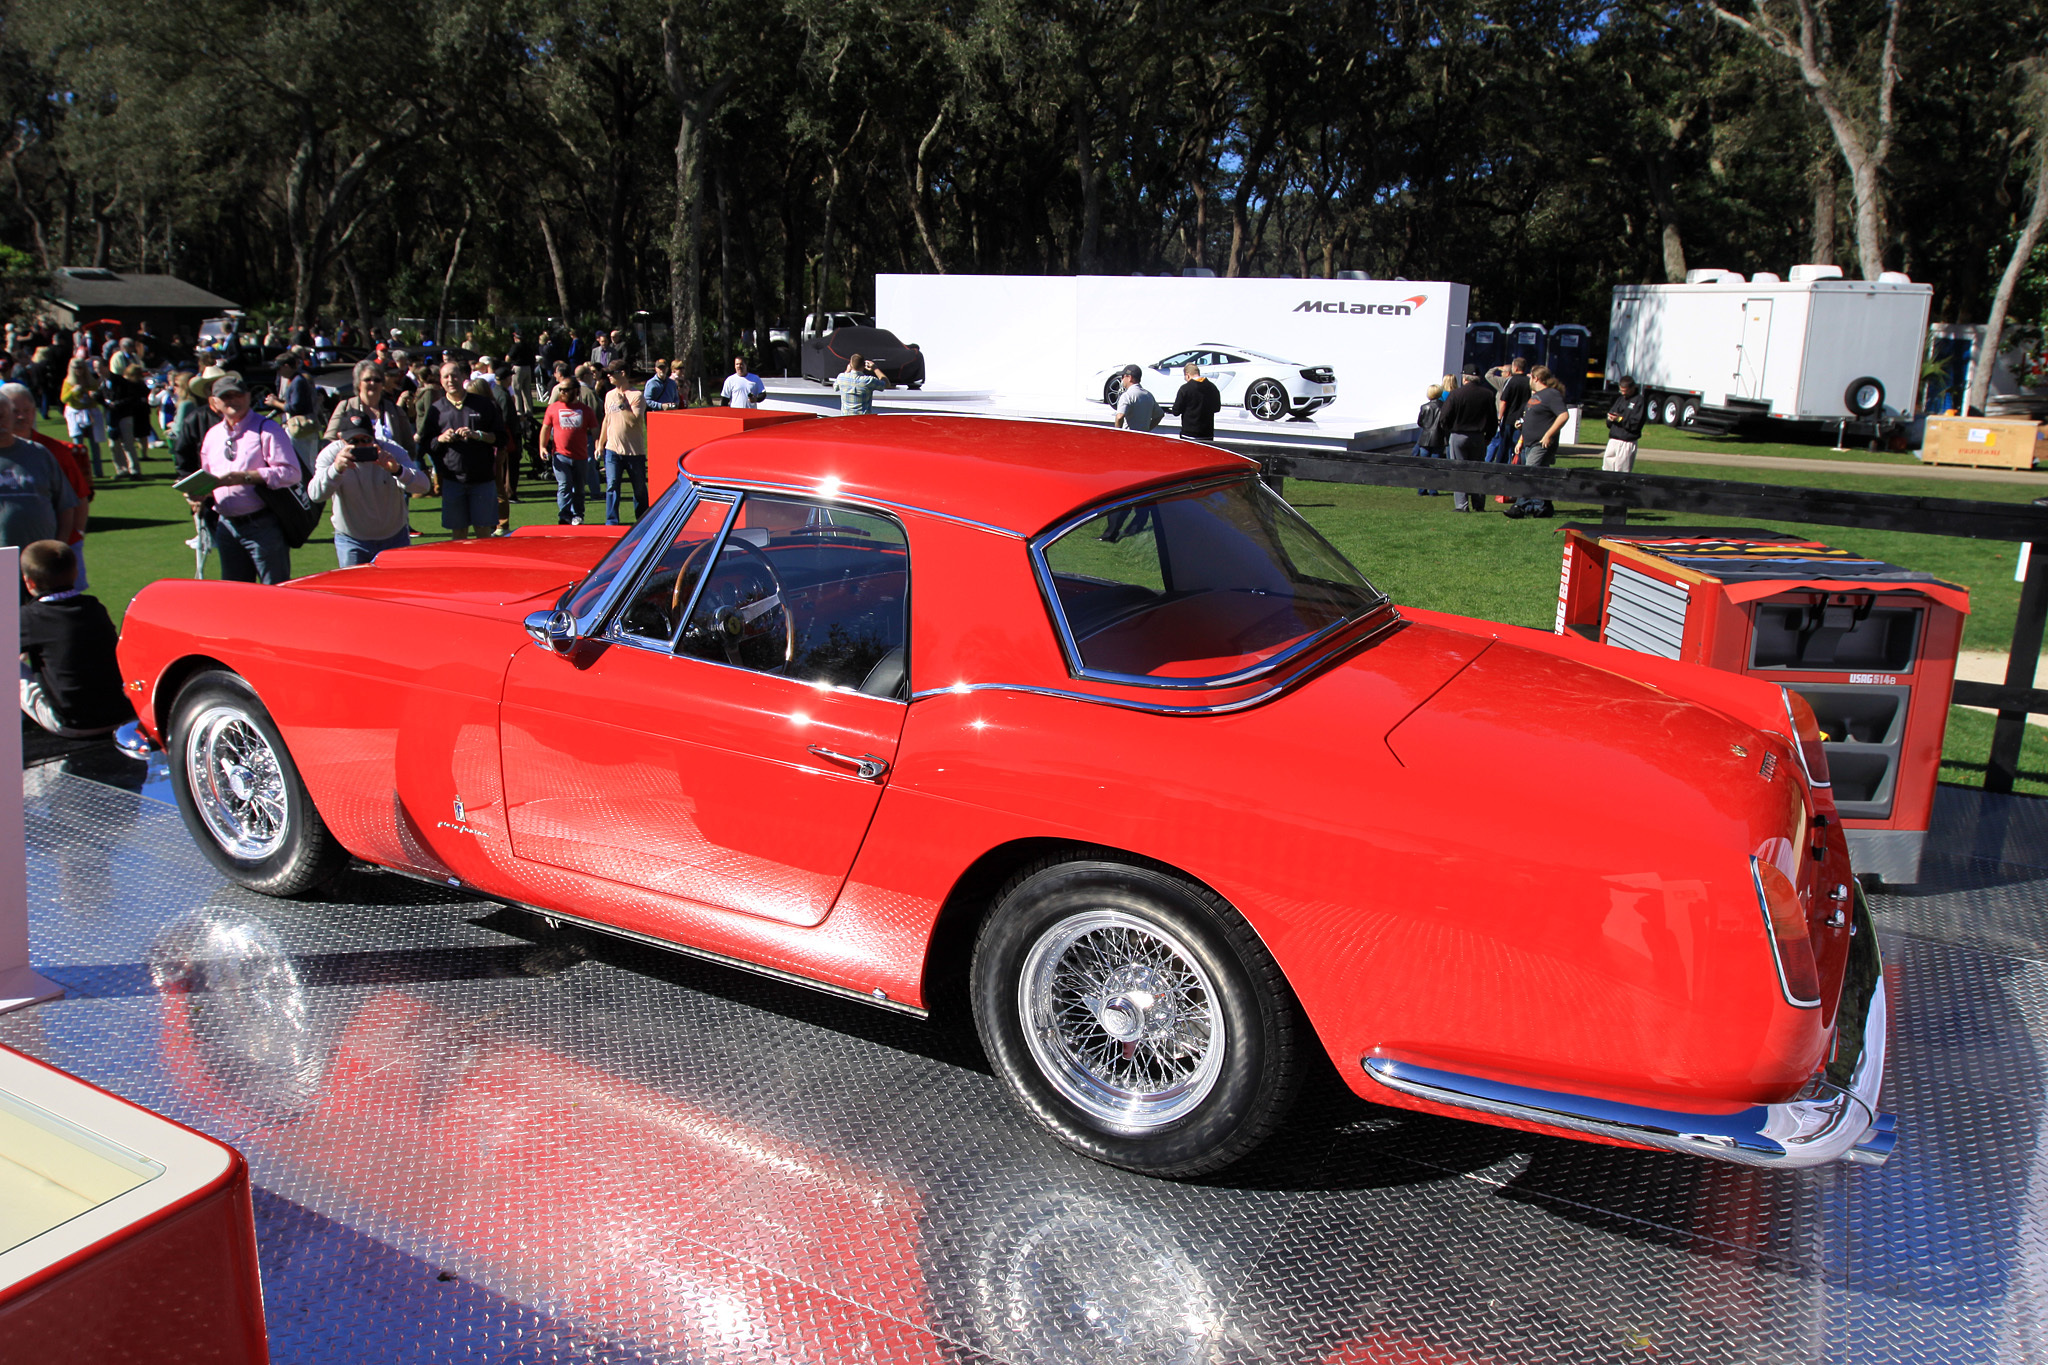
1300;367;1334;384
1782;687;1832;789
1751;857;1821;1008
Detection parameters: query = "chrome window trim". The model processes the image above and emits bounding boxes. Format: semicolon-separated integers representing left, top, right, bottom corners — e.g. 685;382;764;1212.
593;486;913;706
597;491;742;650
1028;474;1393;690
907;613;1401;716
567;483;710;638
661;492;747;650
695;476;1022;540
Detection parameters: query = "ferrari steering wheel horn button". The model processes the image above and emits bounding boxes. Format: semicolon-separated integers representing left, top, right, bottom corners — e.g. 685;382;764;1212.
807;745;889;780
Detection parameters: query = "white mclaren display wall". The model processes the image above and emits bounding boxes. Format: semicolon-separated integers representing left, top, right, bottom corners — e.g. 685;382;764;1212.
875;274;1470;433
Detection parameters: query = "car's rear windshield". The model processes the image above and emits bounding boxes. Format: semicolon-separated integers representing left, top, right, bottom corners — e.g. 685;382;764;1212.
1036;478;1384;685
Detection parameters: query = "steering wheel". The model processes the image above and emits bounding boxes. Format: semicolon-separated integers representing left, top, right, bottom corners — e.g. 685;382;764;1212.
677;537;795;669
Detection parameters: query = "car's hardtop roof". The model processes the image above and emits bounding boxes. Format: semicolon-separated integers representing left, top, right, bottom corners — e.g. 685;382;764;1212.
684;414;1258;536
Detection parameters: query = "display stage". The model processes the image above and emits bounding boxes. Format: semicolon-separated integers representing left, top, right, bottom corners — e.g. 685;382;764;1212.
7;744;2046;1363
753;378;1409;455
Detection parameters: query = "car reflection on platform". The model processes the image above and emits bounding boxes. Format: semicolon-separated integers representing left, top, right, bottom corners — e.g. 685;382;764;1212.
130;900;1898;1365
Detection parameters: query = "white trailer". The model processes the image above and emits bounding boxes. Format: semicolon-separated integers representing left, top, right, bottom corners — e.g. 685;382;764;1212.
1606;267;1932;437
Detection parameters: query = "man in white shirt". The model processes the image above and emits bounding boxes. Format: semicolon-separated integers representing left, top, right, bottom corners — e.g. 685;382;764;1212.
720;356;765;409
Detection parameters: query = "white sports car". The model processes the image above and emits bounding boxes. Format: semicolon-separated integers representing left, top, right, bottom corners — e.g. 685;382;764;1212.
1087;345;1338;422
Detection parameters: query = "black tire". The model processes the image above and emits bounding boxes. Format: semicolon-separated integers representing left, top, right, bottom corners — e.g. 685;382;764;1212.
1678;398;1701;428
1644;392;1663;424
1245;378;1289;422
1102;376;1122;406
970;852;1302;1178
1659;395;1683;426
168;670;347;896
1845;376;1885;417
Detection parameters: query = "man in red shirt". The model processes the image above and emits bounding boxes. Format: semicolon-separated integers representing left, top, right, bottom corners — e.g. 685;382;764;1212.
539;381;595;525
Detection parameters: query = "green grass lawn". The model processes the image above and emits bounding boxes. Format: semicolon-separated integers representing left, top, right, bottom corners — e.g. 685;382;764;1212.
38;407;2048;796
36;412;579;626
1576;416;1926;465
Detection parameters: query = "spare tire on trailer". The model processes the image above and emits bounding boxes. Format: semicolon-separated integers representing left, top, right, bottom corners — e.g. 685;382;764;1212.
1845;376;1886;417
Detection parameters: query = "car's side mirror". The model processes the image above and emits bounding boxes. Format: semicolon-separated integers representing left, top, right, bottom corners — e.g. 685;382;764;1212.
524;609;577;655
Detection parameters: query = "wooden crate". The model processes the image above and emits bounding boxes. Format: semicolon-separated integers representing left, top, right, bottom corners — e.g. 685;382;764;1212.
1921;415;2047;469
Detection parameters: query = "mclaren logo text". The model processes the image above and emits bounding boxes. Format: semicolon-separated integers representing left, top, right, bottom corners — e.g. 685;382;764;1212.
1295;293;1428;316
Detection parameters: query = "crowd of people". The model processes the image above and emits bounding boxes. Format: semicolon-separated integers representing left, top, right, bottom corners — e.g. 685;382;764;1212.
1411;357;1647;517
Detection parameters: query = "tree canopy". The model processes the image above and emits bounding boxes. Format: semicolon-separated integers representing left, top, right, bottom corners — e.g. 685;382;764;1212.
2;0;2043;368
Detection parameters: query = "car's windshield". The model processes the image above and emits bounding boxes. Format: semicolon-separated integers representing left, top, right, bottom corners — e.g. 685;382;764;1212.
1037;478;1384;685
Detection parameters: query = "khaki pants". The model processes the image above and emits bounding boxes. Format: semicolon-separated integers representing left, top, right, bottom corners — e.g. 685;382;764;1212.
1602;438;1639;473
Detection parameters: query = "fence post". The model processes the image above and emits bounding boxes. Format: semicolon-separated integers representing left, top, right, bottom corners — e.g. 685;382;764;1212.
1987;540;2048;794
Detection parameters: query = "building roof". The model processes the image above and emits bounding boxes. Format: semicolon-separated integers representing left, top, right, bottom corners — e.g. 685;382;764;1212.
41;268;239;314
682;415;1258;536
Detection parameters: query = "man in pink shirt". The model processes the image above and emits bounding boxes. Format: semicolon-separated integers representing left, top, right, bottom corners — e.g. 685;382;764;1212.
187;374;303;583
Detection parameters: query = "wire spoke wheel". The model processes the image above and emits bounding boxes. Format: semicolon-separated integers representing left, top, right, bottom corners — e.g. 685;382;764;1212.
185;704;291;861
1019;909;1225;1131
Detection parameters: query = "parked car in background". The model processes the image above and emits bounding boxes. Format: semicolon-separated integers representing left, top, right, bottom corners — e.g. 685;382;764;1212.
118;415;1889;1180
801;326;920;388
1087;345;1338;421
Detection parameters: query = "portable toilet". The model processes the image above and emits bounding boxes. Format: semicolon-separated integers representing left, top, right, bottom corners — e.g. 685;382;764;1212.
1546;324;1592;401
1506;321;1547;368
1463;321;1505;374
1554;527;1968;884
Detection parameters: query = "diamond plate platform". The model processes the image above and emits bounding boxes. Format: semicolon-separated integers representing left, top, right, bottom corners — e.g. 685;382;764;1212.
9;746;2048;1363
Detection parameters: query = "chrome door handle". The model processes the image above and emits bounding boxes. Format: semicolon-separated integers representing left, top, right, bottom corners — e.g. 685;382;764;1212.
808;746;889;781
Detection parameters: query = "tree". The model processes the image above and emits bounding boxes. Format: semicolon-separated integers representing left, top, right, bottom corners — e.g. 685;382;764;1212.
1970;62;2048;414
1714;0;1904;279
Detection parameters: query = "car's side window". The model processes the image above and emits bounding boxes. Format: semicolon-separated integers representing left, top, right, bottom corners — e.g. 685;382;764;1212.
1159;351;1200;369
677;495;912;698
613;495;736;645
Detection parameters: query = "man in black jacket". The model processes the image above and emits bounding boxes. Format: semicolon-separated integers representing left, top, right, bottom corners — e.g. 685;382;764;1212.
1170;362;1222;442
1603;376;1648;472
1440;371;1498;514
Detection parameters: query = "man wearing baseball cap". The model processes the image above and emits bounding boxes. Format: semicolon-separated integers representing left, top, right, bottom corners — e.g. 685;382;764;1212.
308;410;430;566
190;373;303;583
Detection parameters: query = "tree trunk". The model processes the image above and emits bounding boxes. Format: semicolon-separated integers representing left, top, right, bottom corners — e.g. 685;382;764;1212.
659;17;735;403
810;109;869;326
907;106;947;273
714;162;732;368
1968;146;2048;415
1715;0;1902;279
1074;92;1101;272
538;212;573;322
435;206;471;344
1810;169;1837;265
342;250;372;339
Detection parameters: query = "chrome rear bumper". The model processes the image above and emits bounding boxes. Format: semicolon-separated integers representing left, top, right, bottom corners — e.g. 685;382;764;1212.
1363;886;1894;1169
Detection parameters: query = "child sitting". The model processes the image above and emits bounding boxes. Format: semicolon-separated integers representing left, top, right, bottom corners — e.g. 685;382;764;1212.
19;539;131;737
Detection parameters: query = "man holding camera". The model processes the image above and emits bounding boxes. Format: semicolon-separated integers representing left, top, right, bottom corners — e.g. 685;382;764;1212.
309;410;431;566
833;353;887;415
416;357;502;541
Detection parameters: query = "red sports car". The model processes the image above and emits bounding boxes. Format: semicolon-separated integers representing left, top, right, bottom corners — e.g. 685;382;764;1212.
117;414;1891;1178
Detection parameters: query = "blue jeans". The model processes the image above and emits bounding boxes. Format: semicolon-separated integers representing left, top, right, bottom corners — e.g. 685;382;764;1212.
441;479;497;532
552;454;587;522
214;509;291;584
1485;428;1511;464
603;450;647;524
334;528;412;567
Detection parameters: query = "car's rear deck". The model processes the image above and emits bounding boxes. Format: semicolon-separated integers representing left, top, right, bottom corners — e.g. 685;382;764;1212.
8;746;2040;1363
